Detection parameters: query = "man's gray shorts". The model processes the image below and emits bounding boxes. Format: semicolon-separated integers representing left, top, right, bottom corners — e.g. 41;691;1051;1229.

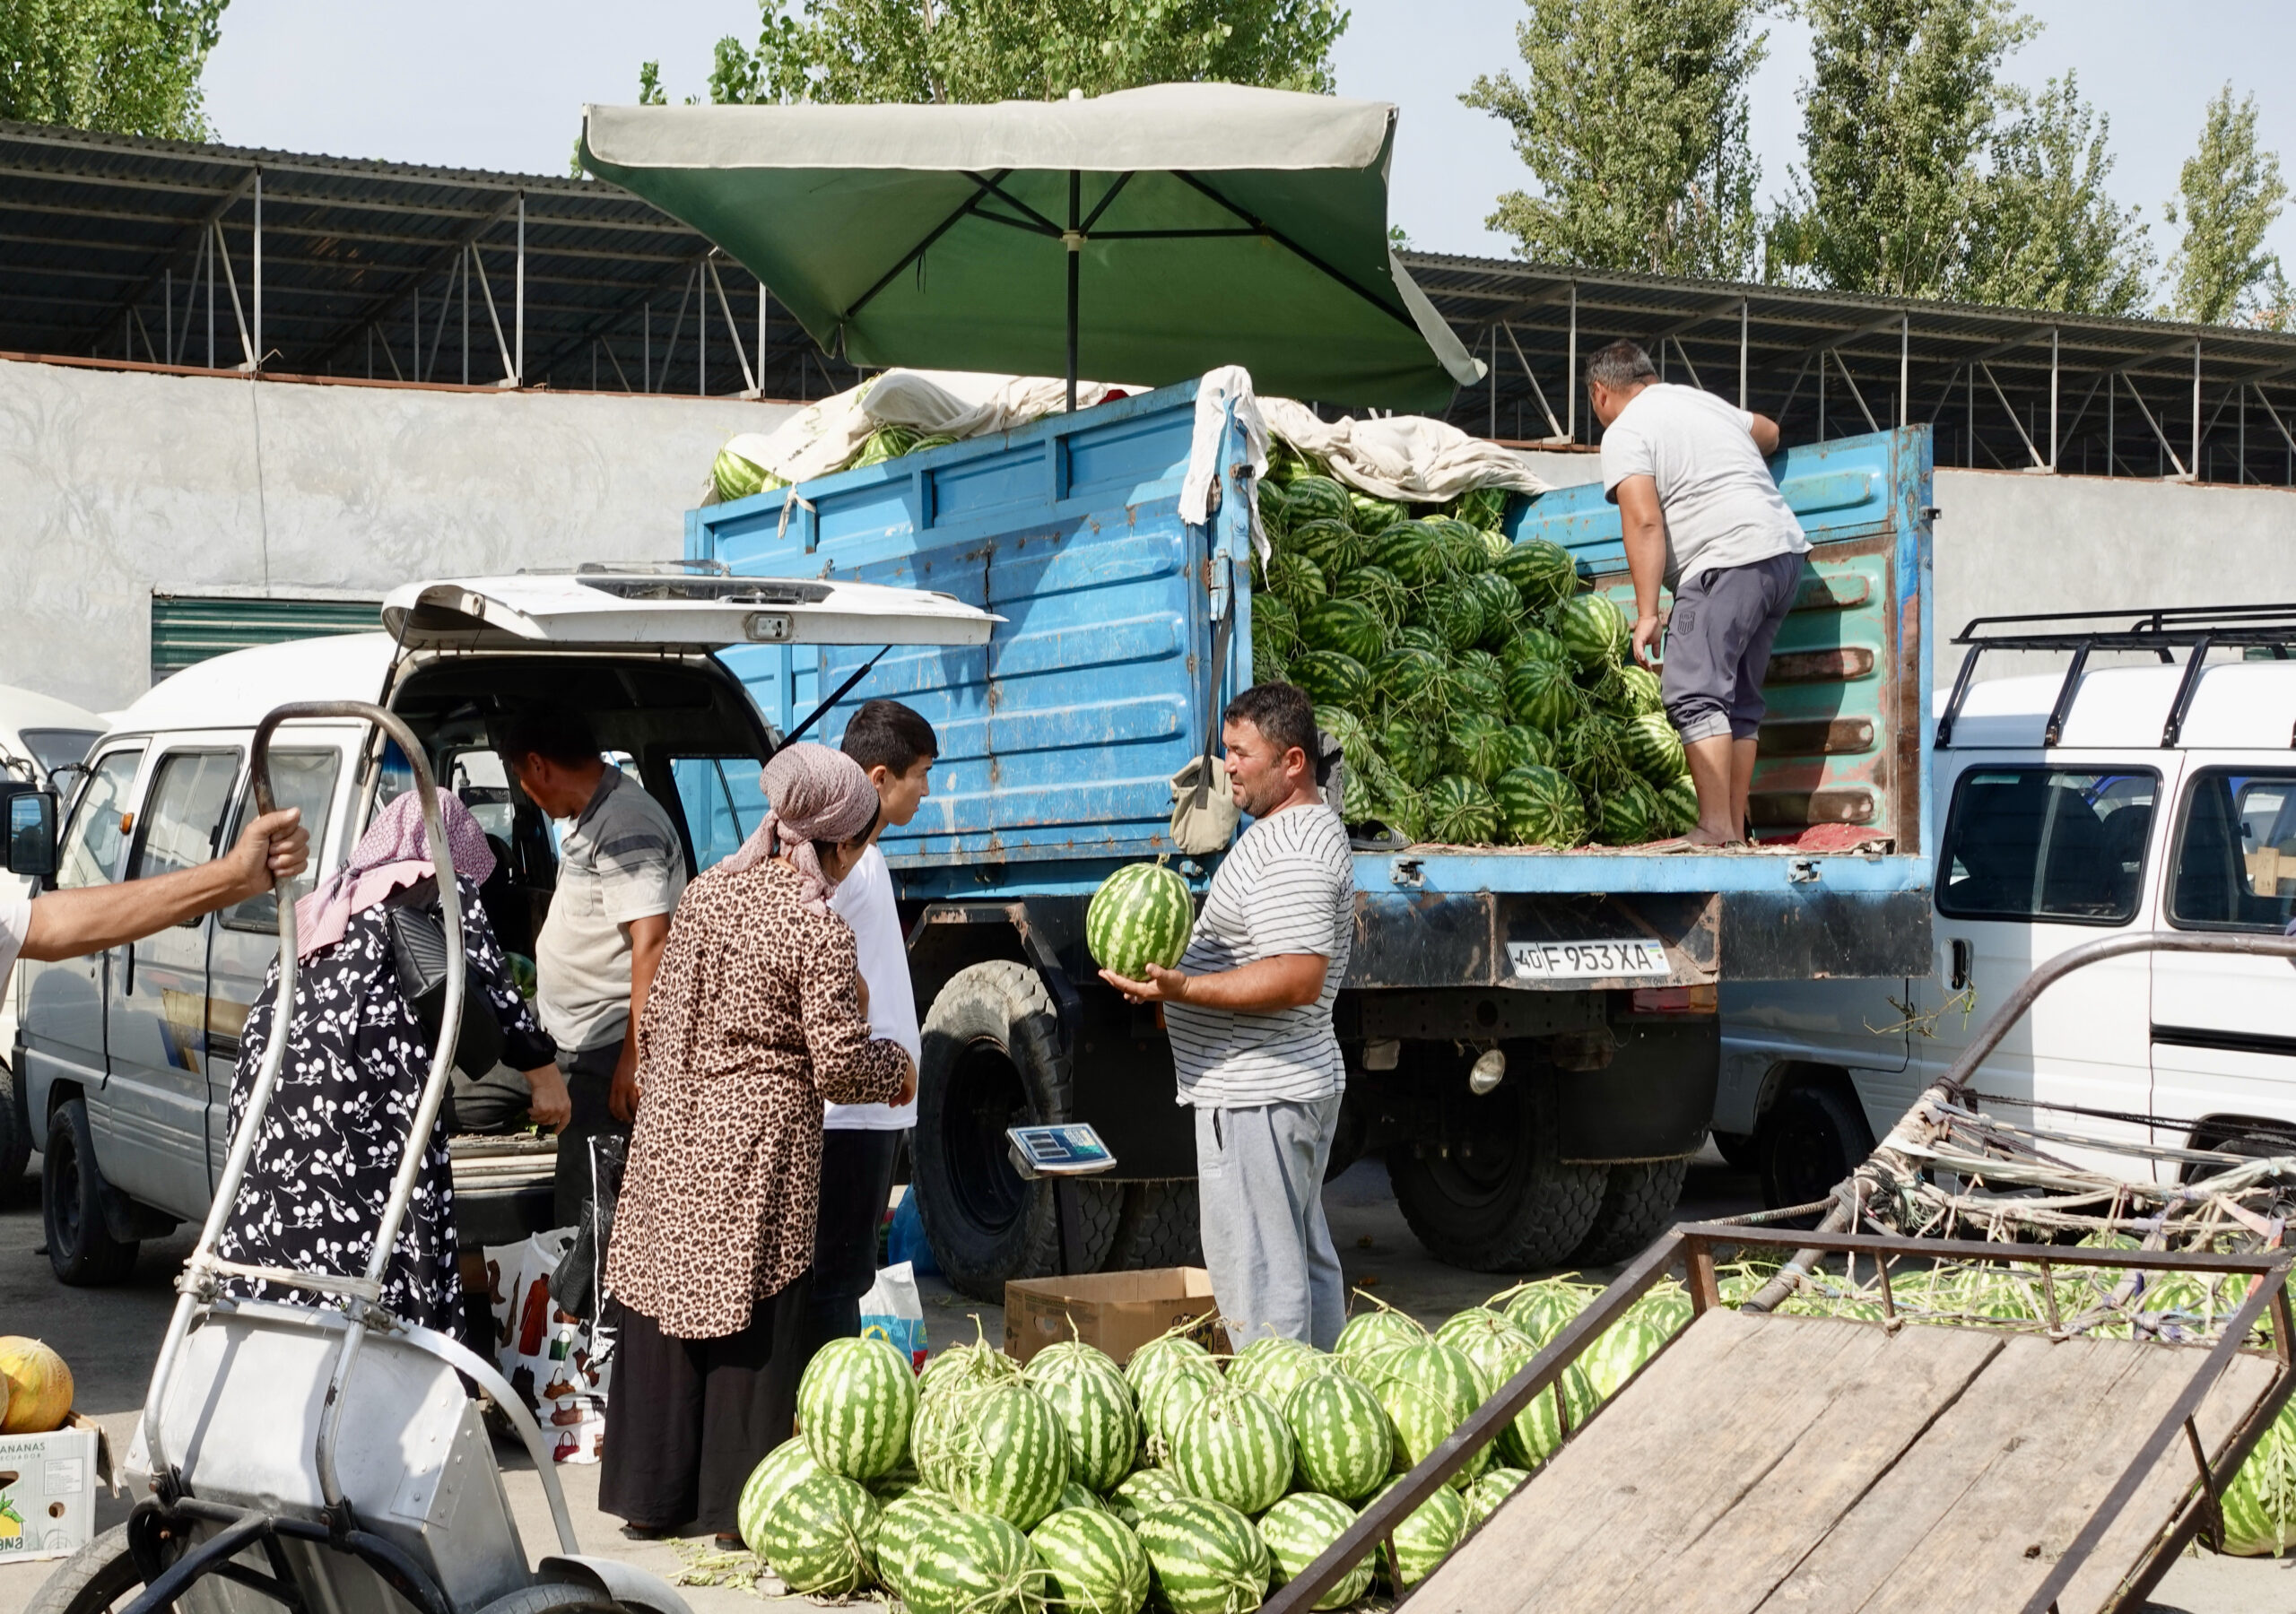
1661;550;1805;745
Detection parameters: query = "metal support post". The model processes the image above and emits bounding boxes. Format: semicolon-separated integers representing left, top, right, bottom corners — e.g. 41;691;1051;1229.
1565;283;1578;443
204;230;213;369
1818;353;1826;440
213;219;255;370
411;285;418;383
2192;342;2202;482
1899;314;1909;428
1489;325;1498;436
699;264;707;396
644;303;651;394
2049;328;2060;472
756;279;768;398
2241;386;2248;483
164;268;171;366
2108;378;2115;478
1739;300;1749;409
1500;325;1564;442
1966;366;1974;467
513;192;526;386
248;169;263;371
461;251;469;385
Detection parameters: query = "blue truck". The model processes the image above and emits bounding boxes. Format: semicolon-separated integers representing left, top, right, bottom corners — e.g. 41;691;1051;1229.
686;380;1935;1299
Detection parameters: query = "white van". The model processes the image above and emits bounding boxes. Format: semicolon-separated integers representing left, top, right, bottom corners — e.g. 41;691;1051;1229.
1718;606;2296;1208
12;568;992;1286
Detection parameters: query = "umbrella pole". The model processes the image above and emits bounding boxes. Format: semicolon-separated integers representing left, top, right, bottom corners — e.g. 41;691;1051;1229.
1066;169;1080;414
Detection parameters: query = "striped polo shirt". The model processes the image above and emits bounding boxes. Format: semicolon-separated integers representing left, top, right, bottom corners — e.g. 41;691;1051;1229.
1164;803;1354;1108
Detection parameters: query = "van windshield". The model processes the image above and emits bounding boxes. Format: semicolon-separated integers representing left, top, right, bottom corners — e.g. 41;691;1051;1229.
1937;767;2156;924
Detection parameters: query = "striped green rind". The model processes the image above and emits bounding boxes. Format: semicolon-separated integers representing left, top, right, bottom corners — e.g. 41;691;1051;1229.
1494;538;1578;612
1500;1280;1596;1346
796;1335;917;1481
919;1335;1023;1400
1421;579;1485;653
1333;564;1409;625
1656;774;1700;837
1058;1480;1109;1514
875;1488;961;1602
1334;1308;1425;1377
1378;716;1442;788
736;1437;822;1555
1171;1384;1295;1515
753;1471;881;1596
1503;655;1581;734
1126;1333;1216;1395
1137;1358;1222;1465
2221;1402;2296;1555
1463;1466;1532;1530
1284;1371;1394;1504
1350;491;1408;536
1373;647;1446;715
1227;1339;1325;1410
1552;592;1628;669
1422;775;1498;846
1616;663;1664;716
1433;1308;1536;1398
1283;475;1352;525
1500;624;1570;671
1622;711;1686;783
1497;1358;1598;1471
918;1382;1071;1530
1492;764;1587;849
1024;1339;1125;1382
1587;1314;1674;1401
1135;1497;1272;1614
1372;1341;1492;1488
1287;517;1365;578
1591;776;1660;846
1026;1353;1140;1494
1086;863;1196;980
903;1511;1048;1614
1299;597;1386;664
1030;1507;1152;1614
1444;657;1507;718
1368;522;1447;588
1369;1477;1465;1592
1265;551;1326;613
1256;1493;1371;1611
1289;649;1373;712
1107;1468;1192;1528
1467;570;1526;646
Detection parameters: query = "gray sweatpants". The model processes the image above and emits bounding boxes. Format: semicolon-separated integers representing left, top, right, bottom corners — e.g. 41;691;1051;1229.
1661;549;1805;744
1195;1096;1346;1350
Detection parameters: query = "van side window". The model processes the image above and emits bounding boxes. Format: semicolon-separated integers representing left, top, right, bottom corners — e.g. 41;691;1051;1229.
57;748;144;889
220;750;343;933
1936;767;2156;924
2170;769;2296;930
130;751;244;921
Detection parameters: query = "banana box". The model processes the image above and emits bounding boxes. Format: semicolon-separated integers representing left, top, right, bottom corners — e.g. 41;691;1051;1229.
0;1424;99;1561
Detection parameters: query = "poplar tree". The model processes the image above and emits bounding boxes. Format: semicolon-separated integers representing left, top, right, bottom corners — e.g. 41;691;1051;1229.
0;0;228;140
2163;84;2289;328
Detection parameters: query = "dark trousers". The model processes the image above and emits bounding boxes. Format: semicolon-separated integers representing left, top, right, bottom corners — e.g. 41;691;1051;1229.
598;1278;812;1536
554;1039;631;1230
800;1129;903;1363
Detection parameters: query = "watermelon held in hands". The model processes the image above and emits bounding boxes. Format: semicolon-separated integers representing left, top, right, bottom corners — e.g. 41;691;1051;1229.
1258;1492;1373;1610
796;1335;918;1480
1422;776;1499;846
1493;765;1587;849
1135;1497;1272;1614
1087;863;1196;981
1031;1506;1152;1614
1553;593;1630;670
752;1472;882;1596
1290;649;1374;713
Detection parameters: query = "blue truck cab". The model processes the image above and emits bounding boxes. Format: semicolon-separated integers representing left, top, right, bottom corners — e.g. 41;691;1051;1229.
688;380;1935;1295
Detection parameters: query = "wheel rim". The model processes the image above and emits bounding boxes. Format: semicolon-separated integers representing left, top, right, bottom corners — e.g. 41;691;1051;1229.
1770;1111;1844;1207
51;1127;85;1255
939;1035;1032;1239
1414;1087;1526;1212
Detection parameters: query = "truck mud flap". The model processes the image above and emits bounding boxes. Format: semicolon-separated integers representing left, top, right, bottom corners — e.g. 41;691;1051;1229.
1556;1019;1718;1163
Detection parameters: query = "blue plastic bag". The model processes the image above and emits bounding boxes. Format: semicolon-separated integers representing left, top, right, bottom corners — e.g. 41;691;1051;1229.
888;1187;938;1277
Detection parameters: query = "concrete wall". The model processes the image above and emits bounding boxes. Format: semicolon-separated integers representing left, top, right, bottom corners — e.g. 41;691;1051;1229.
0;357;796;711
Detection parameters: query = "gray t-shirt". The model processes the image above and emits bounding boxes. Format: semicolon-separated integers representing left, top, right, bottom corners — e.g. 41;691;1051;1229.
535;769;689;1052
1164;804;1354;1109
1599;382;1810;588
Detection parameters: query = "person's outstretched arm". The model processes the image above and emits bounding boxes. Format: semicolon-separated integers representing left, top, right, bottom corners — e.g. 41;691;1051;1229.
20;808;308;962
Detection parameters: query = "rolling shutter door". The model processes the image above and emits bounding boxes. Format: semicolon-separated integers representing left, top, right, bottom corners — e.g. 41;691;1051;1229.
149;594;381;682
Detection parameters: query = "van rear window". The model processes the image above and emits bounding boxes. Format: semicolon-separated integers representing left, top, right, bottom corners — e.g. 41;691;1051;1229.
2170;769;2296;931
1936;767;2156;924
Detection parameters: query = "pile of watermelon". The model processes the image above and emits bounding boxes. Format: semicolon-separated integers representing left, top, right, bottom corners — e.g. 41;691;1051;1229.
1251;446;1696;849
742;1280;1691;1611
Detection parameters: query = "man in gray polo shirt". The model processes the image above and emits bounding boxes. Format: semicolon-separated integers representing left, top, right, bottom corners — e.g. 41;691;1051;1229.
501;703;689;1230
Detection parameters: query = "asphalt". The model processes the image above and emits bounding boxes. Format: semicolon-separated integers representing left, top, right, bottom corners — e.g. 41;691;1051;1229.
0;1152;2282;1612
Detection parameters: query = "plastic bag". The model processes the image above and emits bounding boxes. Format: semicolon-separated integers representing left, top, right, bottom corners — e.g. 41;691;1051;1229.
483;1228;613;1463
859;1261;927;1372
888;1188;937;1276
550;1133;626;1321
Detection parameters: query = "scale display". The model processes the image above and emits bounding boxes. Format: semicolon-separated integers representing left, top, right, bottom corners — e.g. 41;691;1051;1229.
1005;1124;1117;1176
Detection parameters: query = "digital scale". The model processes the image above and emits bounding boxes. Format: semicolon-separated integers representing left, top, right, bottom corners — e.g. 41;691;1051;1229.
1005;1123;1117;1179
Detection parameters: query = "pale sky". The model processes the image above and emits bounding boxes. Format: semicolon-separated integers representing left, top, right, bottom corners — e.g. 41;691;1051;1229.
200;0;2296;288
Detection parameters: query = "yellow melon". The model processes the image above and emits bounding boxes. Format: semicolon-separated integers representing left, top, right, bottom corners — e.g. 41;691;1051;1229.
0;1338;73;1434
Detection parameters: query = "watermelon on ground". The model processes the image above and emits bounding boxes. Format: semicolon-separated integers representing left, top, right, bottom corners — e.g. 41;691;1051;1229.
1500;1280;1596;1347
1335;1306;1427;1374
1433;1308;1536;1399
1135;1497;1272;1614
1369;1477;1465;1592
1584;1314;1673;1400
1108;1467;1192;1527
1227;1337;1320;1406
1504;655;1581;734
902;1511;1048;1614
1257;1492;1372;1610
1622;711;1686;783
1287;517;1364;579
1422;776;1499;846
1286;1371;1394;1503
1086;863;1196;981
1024;1350;1140;1493
1494;538;1578;612
2219;1401;2296;1555
1552;593;1629;670
1370;1342;1493;1488
752;1471;881;1596
1031;1506;1152;1614
1498;1358;1598;1470
797;1335;917;1480
1290;650;1373;713
1127;1332;1215;1395
1171;1384;1296;1515
1138;1358;1223;1463
1464;1467;1532;1530
921;1382;1071;1530
1283;474;1352;525
738;1438;824;1556
1332;564;1409;625
1493;765;1587;849
875;1488;962;1603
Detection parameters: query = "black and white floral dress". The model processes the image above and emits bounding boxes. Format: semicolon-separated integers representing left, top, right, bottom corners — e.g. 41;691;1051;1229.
218;875;554;1335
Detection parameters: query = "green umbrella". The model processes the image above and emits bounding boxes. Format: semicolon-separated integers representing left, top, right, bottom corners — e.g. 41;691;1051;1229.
579;82;1483;412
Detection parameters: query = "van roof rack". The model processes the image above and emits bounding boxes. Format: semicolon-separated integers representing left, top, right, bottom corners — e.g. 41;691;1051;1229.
1938;603;2296;750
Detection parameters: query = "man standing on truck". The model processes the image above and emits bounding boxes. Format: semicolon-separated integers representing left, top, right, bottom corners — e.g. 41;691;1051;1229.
1588;339;1810;847
500;705;689;1236
804;699;937;1361
1099;682;1353;1349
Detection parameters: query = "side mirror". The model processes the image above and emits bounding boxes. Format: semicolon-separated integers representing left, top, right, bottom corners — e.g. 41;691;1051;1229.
0;784;57;880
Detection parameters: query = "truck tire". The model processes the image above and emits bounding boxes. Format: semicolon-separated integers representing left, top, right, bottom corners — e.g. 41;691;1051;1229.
25;1525;146;1614
43;1098;138;1286
1711;1131;1760;1173
1384;1080;1604;1273
0;1059;30;1206
914;961;1120;1300
1104;1180;1202;1271
1757;1083;1874;1214
1570;1158;1692;1266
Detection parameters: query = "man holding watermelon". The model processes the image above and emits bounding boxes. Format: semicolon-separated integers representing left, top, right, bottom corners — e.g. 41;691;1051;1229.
1098;682;1354;1350
1587;340;1810;847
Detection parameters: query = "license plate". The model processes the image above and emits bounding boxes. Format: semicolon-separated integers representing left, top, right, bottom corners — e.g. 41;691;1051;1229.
1507;938;1673;982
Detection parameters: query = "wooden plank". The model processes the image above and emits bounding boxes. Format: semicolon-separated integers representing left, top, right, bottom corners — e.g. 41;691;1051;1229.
1605;1322;2005;1614
1410;1312;1895;1614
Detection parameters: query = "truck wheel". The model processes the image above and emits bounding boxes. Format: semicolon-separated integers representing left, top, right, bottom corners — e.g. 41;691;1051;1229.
914;961;1120;1300
1570;1158;1691;1266
0;1060;30;1206
1384;1082;1604;1273
1104;1180;1202;1271
1711;1131;1760;1173
25;1524;147;1614
43;1098;137;1286
1757;1084;1874;1213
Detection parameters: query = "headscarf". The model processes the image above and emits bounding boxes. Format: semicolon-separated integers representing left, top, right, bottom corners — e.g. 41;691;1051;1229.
720;742;880;915
292;788;498;959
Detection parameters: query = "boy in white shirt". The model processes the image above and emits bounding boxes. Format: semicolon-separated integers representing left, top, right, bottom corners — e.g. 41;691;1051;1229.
805;699;937;1358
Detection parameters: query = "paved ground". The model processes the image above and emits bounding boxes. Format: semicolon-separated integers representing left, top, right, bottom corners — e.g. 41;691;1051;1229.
0;1151;2281;1611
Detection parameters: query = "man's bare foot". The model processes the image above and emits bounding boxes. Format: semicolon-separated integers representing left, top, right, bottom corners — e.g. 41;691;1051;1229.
1686;825;1741;848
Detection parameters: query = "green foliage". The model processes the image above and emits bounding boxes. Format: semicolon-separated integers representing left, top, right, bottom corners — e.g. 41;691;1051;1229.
1959;73;2152;317
1461;0;1767;278
2163;84;2290;329
0;0;227;139
695;0;1350;108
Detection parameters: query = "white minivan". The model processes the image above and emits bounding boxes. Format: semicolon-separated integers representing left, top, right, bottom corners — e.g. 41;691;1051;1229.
1718;606;2296;1208
11;568;992;1287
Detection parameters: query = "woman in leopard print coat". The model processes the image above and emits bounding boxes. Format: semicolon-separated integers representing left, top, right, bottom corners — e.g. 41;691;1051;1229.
600;743;915;1541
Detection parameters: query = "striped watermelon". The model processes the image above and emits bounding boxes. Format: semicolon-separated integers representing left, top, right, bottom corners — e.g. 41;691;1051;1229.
1371;1341;1492;1488
1289;649;1373;712
1498;1358;1598;1469
903;1511;1048;1614
1455;645;1507;684
1507;723;1558;770
1493;764;1587;849
797;1335;917;1480
1499;625;1570;671
1171;1384;1295;1515
871;1457;922;1502
1138;1358;1222;1464
1433;1308;1536;1398
1332;564;1409;625
1058;1480;1109;1513
737;1437;822;1554
1373;646;1446;714
1500;1279;1596;1347
1265;551;1326;612
1286;517;1364;579
1314;704;1376;776
1622;711;1686;783
1228;1338;1322;1407
1443;657;1508;719
1368;521;1447;588
1127;1332;1216;1395
2220;1401;2296;1555
1585;1314;1672;1401
1378;716;1442;788
1656;774;1700;837
1420;516;1491;577
1494;538;1578;611
1421;579;1485;653
1255;479;1292;538
1633;1282;1694;1337
1451;486;1509;532
1283;474;1352;525
1463;1466;1531;1530
1108;1467;1191;1527
876;1488;961;1602
1135;1498;1272;1614
1553;593;1629;669
1616;662;1664;716
1591;777;1661;847
1350;491;1407;535
920;1326;1025;1399
1031;1507;1150;1614
1285;1371;1393;1504
1422;775;1498;846
1392;623;1445;656
1025;1338;1125;1384
1369;1477;1465;1591
1468;571;1525;646
1086;863;1196;981
1480;724;1539;787
753;1471;881;1596
1373;776;1427;844
1250;591;1300;660
1335;1306;1426;1375
921;1382;1071;1530
1561;714;1631;793
1024;1352;1139;1494
1438;714;1505;786
1257;1492;1371;1610
1503;655;1581;734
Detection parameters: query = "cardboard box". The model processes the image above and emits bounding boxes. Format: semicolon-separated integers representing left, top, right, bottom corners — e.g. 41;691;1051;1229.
0;1423;100;1562
1004;1267;1227;1367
